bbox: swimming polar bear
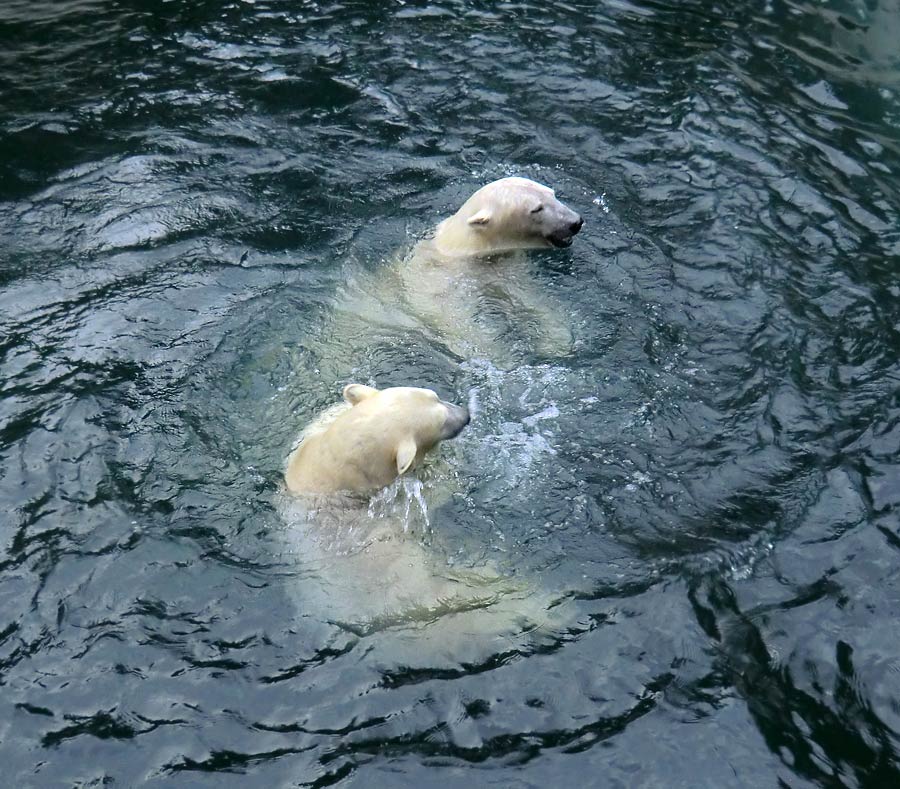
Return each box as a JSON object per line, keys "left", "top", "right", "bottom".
{"left": 328, "top": 176, "right": 584, "bottom": 369}
{"left": 279, "top": 383, "right": 570, "bottom": 656}
{"left": 285, "top": 383, "right": 470, "bottom": 495}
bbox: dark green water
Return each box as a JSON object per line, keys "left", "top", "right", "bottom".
{"left": 2, "top": 0, "right": 899, "bottom": 786}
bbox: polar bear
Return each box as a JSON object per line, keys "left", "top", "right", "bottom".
{"left": 401, "top": 177, "right": 583, "bottom": 360}
{"left": 279, "top": 383, "right": 565, "bottom": 652}
{"left": 429, "top": 176, "right": 583, "bottom": 256}
{"left": 285, "top": 383, "right": 470, "bottom": 495}
{"left": 326, "top": 176, "right": 584, "bottom": 369}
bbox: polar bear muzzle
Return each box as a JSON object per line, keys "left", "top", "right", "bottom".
{"left": 439, "top": 400, "right": 470, "bottom": 440}
{"left": 545, "top": 214, "right": 584, "bottom": 248}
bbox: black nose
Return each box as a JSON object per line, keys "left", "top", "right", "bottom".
{"left": 440, "top": 402, "right": 471, "bottom": 440}
{"left": 571, "top": 216, "right": 584, "bottom": 234}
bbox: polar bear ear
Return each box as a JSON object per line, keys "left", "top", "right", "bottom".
{"left": 343, "top": 383, "right": 377, "bottom": 405}
{"left": 395, "top": 437, "right": 418, "bottom": 476}
{"left": 467, "top": 209, "right": 492, "bottom": 226}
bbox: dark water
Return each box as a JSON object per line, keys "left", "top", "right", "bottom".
{"left": 2, "top": 0, "right": 900, "bottom": 785}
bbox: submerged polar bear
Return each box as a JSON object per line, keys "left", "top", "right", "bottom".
{"left": 332, "top": 176, "right": 584, "bottom": 366}
{"left": 280, "top": 383, "right": 563, "bottom": 651}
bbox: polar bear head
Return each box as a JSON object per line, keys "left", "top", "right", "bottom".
{"left": 285, "top": 384, "right": 470, "bottom": 496}
{"left": 433, "top": 176, "right": 583, "bottom": 256}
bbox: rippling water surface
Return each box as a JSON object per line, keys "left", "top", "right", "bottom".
{"left": 2, "top": 1, "right": 899, "bottom": 785}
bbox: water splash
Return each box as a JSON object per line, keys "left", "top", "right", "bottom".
{"left": 592, "top": 192, "right": 611, "bottom": 213}
{"left": 367, "top": 476, "right": 431, "bottom": 533}
{"left": 456, "top": 359, "right": 572, "bottom": 494}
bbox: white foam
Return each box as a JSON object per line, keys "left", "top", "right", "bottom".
{"left": 592, "top": 192, "right": 611, "bottom": 213}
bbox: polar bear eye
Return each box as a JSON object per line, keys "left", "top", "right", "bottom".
{"left": 530, "top": 204, "right": 544, "bottom": 214}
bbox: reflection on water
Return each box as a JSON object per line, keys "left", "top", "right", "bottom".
{"left": 1, "top": 0, "right": 899, "bottom": 786}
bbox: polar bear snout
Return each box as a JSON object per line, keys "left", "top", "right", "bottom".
{"left": 440, "top": 401, "right": 471, "bottom": 440}
{"left": 546, "top": 217, "right": 582, "bottom": 248}
{"left": 543, "top": 207, "right": 583, "bottom": 249}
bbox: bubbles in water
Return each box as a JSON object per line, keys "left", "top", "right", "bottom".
{"left": 623, "top": 471, "right": 653, "bottom": 493}
{"left": 592, "top": 192, "right": 611, "bottom": 213}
